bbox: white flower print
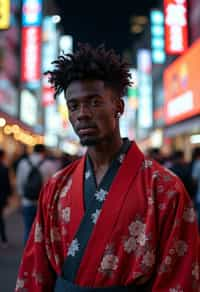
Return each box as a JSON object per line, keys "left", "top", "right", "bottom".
{"left": 16, "top": 278, "right": 25, "bottom": 290}
{"left": 85, "top": 170, "right": 91, "bottom": 179}
{"left": 143, "top": 160, "right": 153, "bottom": 168}
{"left": 91, "top": 209, "right": 101, "bottom": 224}
{"left": 183, "top": 207, "right": 196, "bottom": 223}
{"left": 142, "top": 250, "right": 155, "bottom": 267}
{"left": 34, "top": 222, "right": 43, "bottom": 242}
{"left": 50, "top": 227, "right": 61, "bottom": 242}
{"left": 94, "top": 188, "right": 108, "bottom": 202}
{"left": 124, "top": 237, "right": 137, "bottom": 253}
{"left": 128, "top": 220, "right": 145, "bottom": 237}
{"left": 192, "top": 263, "right": 199, "bottom": 280}
{"left": 175, "top": 240, "right": 188, "bottom": 256}
{"left": 60, "top": 178, "right": 72, "bottom": 198}
{"left": 62, "top": 207, "right": 71, "bottom": 223}
{"left": 118, "top": 154, "right": 125, "bottom": 163}
{"left": 136, "top": 232, "right": 148, "bottom": 246}
{"left": 100, "top": 254, "right": 119, "bottom": 272}
{"left": 169, "top": 285, "right": 183, "bottom": 292}
{"left": 67, "top": 238, "right": 80, "bottom": 256}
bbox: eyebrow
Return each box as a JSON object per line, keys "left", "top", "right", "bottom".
{"left": 67, "top": 94, "right": 102, "bottom": 103}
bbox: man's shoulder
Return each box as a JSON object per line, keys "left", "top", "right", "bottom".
{"left": 142, "top": 156, "right": 181, "bottom": 185}
{"left": 50, "top": 158, "right": 81, "bottom": 182}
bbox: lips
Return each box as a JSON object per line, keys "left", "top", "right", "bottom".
{"left": 78, "top": 127, "right": 96, "bottom": 135}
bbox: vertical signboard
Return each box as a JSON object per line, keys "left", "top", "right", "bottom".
{"left": 137, "top": 50, "right": 153, "bottom": 138}
{"left": 150, "top": 10, "right": 165, "bottom": 64}
{"left": 0, "top": 0, "right": 10, "bottom": 29}
{"left": 21, "top": 0, "right": 42, "bottom": 87}
{"left": 41, "top": 16, "right": 58, "bottom": 106}
{"left": 21, "top": 27, "right": 41, "bottom": 84}
{"left": 164, "top": 0, "right": 188, "bottom": 54}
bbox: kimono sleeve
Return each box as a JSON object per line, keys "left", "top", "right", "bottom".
{"left": 152, "top": 174, "right": 200, "bottom": 291}
{"left": 15, "top": 182, "right": 57, "bottom": 292}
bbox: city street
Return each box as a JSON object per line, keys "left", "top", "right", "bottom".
{"left": 0, "top": 209, "right": 24, "bottom": 292}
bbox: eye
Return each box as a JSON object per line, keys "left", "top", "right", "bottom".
{"left": 68, "top": 102, "right": 78, "bottom": 112}
{"left": 90, "top": 98, "right": 101, "bottom": 107}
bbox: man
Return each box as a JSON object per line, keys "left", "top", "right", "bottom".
{"left": 0, "top": 149, "right": 11, "bottom": 247}
{"left": 15, "top": 44, "right": 199, "bottom": 291}
{"left": 16, "top": 144, "right": 57, "bottom": 243}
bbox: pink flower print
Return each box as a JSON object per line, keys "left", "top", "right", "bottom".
{"left": 142, "top": 250, "right": 155, "bottom": 267}
{"left": 100, "top": 254, "right": 119, "bottom": 272}
{"left": 124, "top": 237, "right": 137, "bottom": 253}
{"left": 128, "top": 220, "right": 145, "bottom": 237}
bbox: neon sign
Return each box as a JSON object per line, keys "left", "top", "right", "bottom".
{"left": 164, "top": 0, "right": 188, "bottom": 54}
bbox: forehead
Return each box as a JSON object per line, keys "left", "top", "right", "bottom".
{"left": 66, "top": 80, "right": 106, "bottom": 100}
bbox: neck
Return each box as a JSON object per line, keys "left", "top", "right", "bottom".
{"left": 87, "top": 136, "right": 123, "bottom": 170}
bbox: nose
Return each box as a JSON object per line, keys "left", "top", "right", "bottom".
{"left": 77, "top": 104, "right": 92, "bottom": 120}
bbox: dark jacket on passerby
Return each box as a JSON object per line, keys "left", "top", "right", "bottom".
{"left": 170, "top": 151, "right": 194, "bottom": 198}
{"left": 0, "top": 161, "right": 11, "bottom": 207}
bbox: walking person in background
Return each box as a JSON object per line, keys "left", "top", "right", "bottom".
{"left": 169, "top": 150, "right": 194, "bottom": 198}
{"left": 16, "top": 144, "right": 57, "bottom": 244}
{"left": 191, "top": 147, "right": 200, "bottom": 229}
{"left": 16, "top": 44, "right": 199, "bottom": 291}
{"left": 0, "top": 149, "right": 11, "bottom": 248}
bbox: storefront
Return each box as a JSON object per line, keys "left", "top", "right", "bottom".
{"left": 0, "top": 110, "right": 44, "bottom": 164}
{"left": 163, "top": 38, "right": 200, "bottom": 160}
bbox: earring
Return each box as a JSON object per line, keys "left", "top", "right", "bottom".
{"left": 116, "top": 112, "right": 121, "bottom": 118}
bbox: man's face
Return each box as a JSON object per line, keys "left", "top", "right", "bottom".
{"left": 66, "top": 80, "right": 123, "bottom": 146}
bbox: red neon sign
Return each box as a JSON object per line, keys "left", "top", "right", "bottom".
{"left": 21, "top": 26, "right": 41, "bottom": 83}
{"left": 164, "top": 38, "right": 200, "bottom": 125}
{"left": 164, "top": 0, "right": 188, "bottom": 55}
{"left": 42, "top": 74, "right": 55, "bottom": 107}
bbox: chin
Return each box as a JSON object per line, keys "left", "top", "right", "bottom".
{"left": 80, "top": 136, "right": 99, "bottom": 146}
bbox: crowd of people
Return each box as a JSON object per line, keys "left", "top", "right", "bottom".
{"left": 1, "top": 143, "right": 200, "bottom": 249}
{"left": 147, "top": 147, "right": 200, "bottom": 227}
{"left": 0, "top": 145, "right": 76, "bottom": 247}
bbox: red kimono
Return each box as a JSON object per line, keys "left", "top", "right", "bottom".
{"left": 15, "top": 142, "right": 200, "bottom": 291}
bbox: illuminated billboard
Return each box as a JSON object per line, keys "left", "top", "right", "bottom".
{"left": 164, "top": 0, "right": 188, "bottom": 54}
{"left": 164, "top": 38, "right": 200, "bottom": 125}
{"left": 21, "top": 26, "right": 41, "bottom": 84}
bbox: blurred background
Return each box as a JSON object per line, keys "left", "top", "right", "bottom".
{"left": 0, "top": 0, "right": 200, "bottom": 291}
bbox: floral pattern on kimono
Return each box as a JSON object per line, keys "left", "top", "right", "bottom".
{"left": 15, "top": 149, "right": 200, "bottom": 291}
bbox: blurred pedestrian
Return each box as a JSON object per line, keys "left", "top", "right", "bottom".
{"left": 59, "top": 152, "right": 73, "bottom": 169}
{"left": 0, "top": 149, "right": 11, "bottom": 247}
{"left": 191, "top": 147, "right": 200, "bottom": 228}
{"left": 16, "top": 144, "right": 57, "bottom": 243}
{"left": 12, "top": 145, "right": 28, "bottom": 175}
{"left": 170, "top": 150, "right": 194, "bottom": 198}
{"left": 147, "top": 147, "right": 164, "bottom": 164}
{"left": 16, "top": 44, "right": 199, "bottom": 291}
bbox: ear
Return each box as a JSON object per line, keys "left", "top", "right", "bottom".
{"left": 116, "top": 98, "right": 124, "bottom": 116}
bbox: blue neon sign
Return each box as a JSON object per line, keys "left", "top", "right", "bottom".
{"left": 22, "top": 0, "right": 42, "bottom": 27}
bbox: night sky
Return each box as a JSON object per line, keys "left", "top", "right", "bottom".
{"left": 56, "top": 0, "right": 160, "bottom": 55}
